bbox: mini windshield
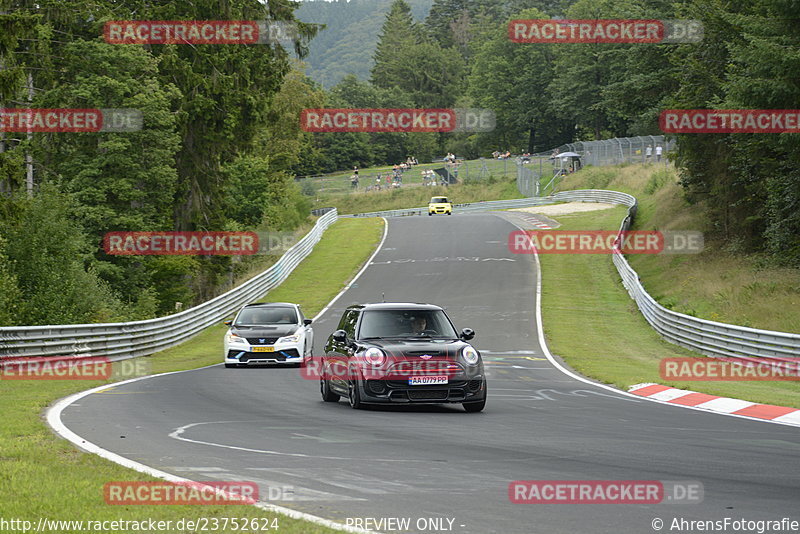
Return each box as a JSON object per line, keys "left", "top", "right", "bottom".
{"left": 431, "top": 197, "right": 449, "bottom": 203}
{"left": 235, "top": 307, "right": 297, "bottom": 325}
{"left": 358, "top": 309, "right": 458, "bottom": 339}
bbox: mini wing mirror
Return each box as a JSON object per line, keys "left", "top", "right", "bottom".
{"left": 304, "top": 319, "right": 313, "bottom": 326}
{"left": 224, "top": 320, "right": 233, "bottom": 327}
{"left": 460, "top": 328, "right": 475, "bottom": 341}
{"left": 332, "top": 329, "right": 348, "bottom": 343}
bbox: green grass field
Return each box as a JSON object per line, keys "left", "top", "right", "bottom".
{"left": 559, "top": 164, "right": 800, "bottom": 333}
{"left": 314, "top": 175, "right": 522, "bottom": 215}
{"left": 298, "top": 156, "right": 542, "bottom": 196}
{"left": 0, "top": 217, "right": 384, "bottom": 534}
{"left": 539, "top": 172, "right": 800, "bottom": 408}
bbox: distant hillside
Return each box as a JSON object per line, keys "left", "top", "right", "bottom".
{"left": 296, "top": 0, "right": 434, "bottom": 88}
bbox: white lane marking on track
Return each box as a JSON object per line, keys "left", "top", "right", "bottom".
{"left": 775, "top": 411, "right": 800, "bottom": 424}
{"left": 242, "top": 476, "right": 365, "bottom": 502}
{"left": 246, "top": 468, "right": 415, "bottom": 494}
{"left": 649, "top": 389, "right": 695, "bottom": 402}
{"left": 504, "top": 214, "right": 800, "bottom": 428}
{"left": 313, "top": 219, "right": 388, "bottom": 322}
{"left": 46, "top": 366, "right": 378, "bottom": 532}
{"left": 47, "top": 217, "right": 393, "bottom": 534}
{"left": 167, "top": 421, "right": 430, "bottom": 462}
{"left": 170, "top": 467, "right": 228, "bottom": 472}
{"left": 693, "top": 398, "right": 755, "bottom": 413}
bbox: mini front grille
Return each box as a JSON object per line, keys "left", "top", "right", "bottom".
{"left": 367, "top": 380, "right": 386, "bottom": 394}
{"left": 408, "top": 389, "right": 448, "bottom": 400}
{"left": 387, "top": 380, "right": 467, "bottom": 388}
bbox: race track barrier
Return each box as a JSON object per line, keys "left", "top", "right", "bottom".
{"left": 347, "top": 190, "right": 800, "bottom": 362}
{"left": 0, "top": 210, "right": 339, "bottom": 364}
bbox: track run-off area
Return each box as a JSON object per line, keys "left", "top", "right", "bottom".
{"left": 57, "top": 213, "right": 800, "bottom": 534}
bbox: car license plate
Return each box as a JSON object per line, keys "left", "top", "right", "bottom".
{"left": 408, "top": 375, "right": 448, "bottom": 386}
{"left": 252, "top": 346, "right": 274, "bottom": 352}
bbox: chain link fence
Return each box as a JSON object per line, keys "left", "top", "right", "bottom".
{"left": 294, "top": 157, "right": 521, "bottom": 196}
{"left": 518, "top": 135, "right": 677, "bottom": 197}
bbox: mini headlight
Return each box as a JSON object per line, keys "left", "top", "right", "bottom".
{"left": 364, "top": 347, "right": 386, "bottom": 366}
{"left": 277, "top": 334, "right": 300, "bottom": 344}
{"left": 462, "top": 345, "right": 479, "bottom": 365}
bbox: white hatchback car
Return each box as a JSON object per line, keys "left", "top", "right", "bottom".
{"left": 223, "top": 302, "right": 313, "bottom": 367}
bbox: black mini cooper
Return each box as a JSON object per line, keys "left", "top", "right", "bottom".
{"left": 319, "top": 303, "right": 486, "bottom": 412}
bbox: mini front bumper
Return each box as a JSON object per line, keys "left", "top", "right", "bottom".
{"left": 354, "top": 376, "right": 486, "bottom": 404}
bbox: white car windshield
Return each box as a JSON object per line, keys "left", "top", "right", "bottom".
{"left": 236, "top": 307, "right": 297, "bottom": 325}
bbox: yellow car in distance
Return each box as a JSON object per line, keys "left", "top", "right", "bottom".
{"left": 428, "top": 196, "right": 452, "bottom": 216}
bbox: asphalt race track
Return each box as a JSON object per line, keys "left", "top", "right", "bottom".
{"left": 60, "top": 214, "right": 800, "bottom": 534}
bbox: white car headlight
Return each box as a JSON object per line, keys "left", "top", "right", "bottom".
{"left": 462, "top": 345, "right": 479, "bottom": 365}
{"left": 277, "top": 334, "right": 300, "bottom": 344}
{"left": 364, "top": 347, "right": 386, "bottom": 366}
{"left": 227, "top": 332, "right": 246, "bottom": 343}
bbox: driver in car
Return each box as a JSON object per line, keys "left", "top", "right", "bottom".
{"left": 410, "top": 316, "right": 427, "bottom": 334}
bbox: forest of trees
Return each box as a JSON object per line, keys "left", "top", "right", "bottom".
{"left": 0, "top": 0, "right": 320, "bottom": 325}
{"left": 296, "top": 0, "right": 800, "bottom": 266}
{"left": 0, "top": 0, "right": 797, "bottom": 326}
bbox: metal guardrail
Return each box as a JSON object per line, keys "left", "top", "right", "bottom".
{"left": 347, "top": 188, "right": 800, "bottom": 361}
{"left": 344, "top": 197, "right": 561, "bottom": 218}
{"left": 4, "top": 186, "right": 798, "bottom": 365}
{"left": 0, "top": 210, "right": 339, "bottom": 363}
{"left": 552, "top": 190, "right": 800, "bottom": 363}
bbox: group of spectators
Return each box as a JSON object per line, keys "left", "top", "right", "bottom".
{"left": 421, "top": 169, "right": 448, "bottom": 187}
{"left": 350, "top": 157, "right": 421, "bottom": 192}
{"left": 492, "top": 150, "right": 512, "bottom": 159}
{"left": 645, "top": 144, "right": 663, "bottom": 163}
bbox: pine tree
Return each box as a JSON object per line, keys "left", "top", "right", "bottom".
{"left": 371, "top": 0, "right": 422, "bottom": 89}
{"left": 425, "top": 0, "right": 469, "bottom": 49}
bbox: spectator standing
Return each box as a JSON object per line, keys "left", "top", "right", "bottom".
{"left": 655, "top": 144, "right": 663, "bottom": 162}
{"left": 645, "top": 145, "right": 653, "bottom": 163}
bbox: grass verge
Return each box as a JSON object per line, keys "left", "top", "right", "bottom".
{"left": 300, "top": 157, "right": 529, "bottom": 196}
{"left": 0, "top": 217, "right": 384, "bottom": 533}
{"left": 539, "top": 207, "right": 800, "bottom": 409}
{"left": 314, "top": 175, "right": 522, "bottom": 215}
{"left": 559, "top": 164, "right": 800, "bottom": 333}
